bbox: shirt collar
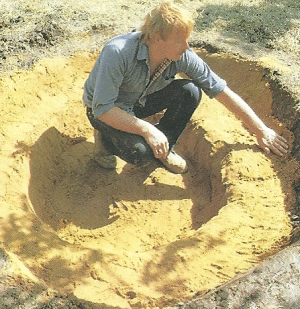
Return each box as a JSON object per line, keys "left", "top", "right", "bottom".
{"left": 137, "top": 37, "right": 149, "bottom": 61}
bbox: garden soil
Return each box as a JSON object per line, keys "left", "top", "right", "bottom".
{"left": 1, "top": 0, "right": 300, "bottom": 308}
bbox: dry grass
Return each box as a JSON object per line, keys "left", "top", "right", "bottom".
{"left": 1, "top": 0, "right": 299, "bottom": 66}
{"left": 195, "top": 0, "right": 300, "bottom": 53}
{"left": 0, "top": 0, "right": 299, "bottom": 97}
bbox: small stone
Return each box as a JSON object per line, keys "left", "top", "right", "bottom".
{"left": 126, "top": 290, "right": 137, "bottom": 299}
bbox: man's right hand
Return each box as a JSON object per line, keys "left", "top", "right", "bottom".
{"left": 143, "top": 125, "right": 169, "bottom": 159}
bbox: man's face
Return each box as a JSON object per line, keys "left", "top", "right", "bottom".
{"left": 160, "top": 29, "right": 190, "bottom": 61}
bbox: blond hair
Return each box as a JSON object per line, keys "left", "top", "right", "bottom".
{"left": 140, "top": 2, "right": 194, "bottom": 43}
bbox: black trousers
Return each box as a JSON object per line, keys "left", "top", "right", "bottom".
{"left": 87, "top": 79, "right": 202, "bottom": 166}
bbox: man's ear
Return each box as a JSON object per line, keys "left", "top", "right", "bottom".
{"left": 148, "top": 33, "right": 161, "bottom": 45}
{"left": 153, "top": 33, "right": 162, "bottom": 42}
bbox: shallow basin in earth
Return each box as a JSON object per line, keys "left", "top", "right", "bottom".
{"left": 0, "top": 50, "right": 298, "bottom": 308}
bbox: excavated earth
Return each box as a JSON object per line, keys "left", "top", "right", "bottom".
{"left": 1, "top": 1, "right": 300, "bottom": 308}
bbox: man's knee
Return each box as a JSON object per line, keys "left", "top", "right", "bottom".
{"left": 128, "top": 141, "right": 154, "bottom": 167}
{"left": 181, "top": 80, "right": 202, "bottom": 108}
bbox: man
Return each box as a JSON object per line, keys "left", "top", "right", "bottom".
{"left": 83, "top": 2, "right": 288, "bottom": 174}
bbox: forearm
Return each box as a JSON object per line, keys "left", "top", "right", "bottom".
{"left": 216, "top": 86, "right": 288, "bottom": 156}
{"left": 216, "top": 86, "right": 267, "bottom": 136}
{"left": 98, "top": 106, "right": 154, "bottom": 137}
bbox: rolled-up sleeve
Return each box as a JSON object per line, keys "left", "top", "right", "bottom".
{"left": 83, "top": 45, "right": 125, "bottom": 118}
{"left": 179, "top": 49, "right": 227, "bottom": 99}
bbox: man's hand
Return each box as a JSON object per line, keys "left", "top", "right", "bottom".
{"left": 256, "top": 127, "right": 289, "bottom": 156}
{"left": 142, "top": 125, "right": 169, "bottom": 159}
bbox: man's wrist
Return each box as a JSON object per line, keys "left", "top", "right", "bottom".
{"left": 136, "top": 119, "right": 155, "bottom": 137}
{"left": 251, "top": 123, "right": 269, "bottom": 138}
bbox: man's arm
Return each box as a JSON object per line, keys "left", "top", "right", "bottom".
{"left": 216, "top": 86, "right": 289, "bottom": 156}
{"left": 98, "top": 107, "right": 169, "bottom": 159}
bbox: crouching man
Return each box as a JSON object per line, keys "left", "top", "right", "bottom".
{"left": 83, "top": 2, "right": 288, "bottom": 174}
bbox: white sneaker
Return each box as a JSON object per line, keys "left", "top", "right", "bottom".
{"left": 159, "top": 151, "right": 188, "bottom": 174}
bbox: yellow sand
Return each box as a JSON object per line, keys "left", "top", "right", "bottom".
{"left": 0, "top": 50, "right": 298, "bottom": 308}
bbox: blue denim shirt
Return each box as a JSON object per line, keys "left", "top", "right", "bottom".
{"left": 83, "top": 31, "right": 227, "bottom": 118}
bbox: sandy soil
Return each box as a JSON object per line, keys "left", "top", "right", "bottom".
{"left": 1, "top": 0, "right": 300, "bottom": 308}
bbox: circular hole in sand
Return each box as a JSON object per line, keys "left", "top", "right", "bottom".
{"left": 1, "top": 50, "right": 298, "bottom": 308}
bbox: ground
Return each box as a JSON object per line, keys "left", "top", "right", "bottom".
{"left": 1, "top": 0, "right": 300, "bottom": 308}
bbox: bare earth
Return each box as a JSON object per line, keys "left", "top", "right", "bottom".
{"left": 1, "top": 0, "right": 300, "bottom": 308}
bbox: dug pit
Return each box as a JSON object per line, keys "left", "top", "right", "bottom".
{"left": 0, "top": 50, "right": 299, "bottom": 308}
